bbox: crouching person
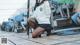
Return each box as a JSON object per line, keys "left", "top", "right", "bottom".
{"left": 28, "top": 18, "right": 45, "bottom": 38}
{"left": 28, "top": 0, "right": 53, "bottom": 38}
{"left": 28, "top": 17, "right": 52, "bottom": 38}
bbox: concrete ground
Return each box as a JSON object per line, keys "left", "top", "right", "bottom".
{"left": 0, "top": 30, "right": 80, "bottom": 45}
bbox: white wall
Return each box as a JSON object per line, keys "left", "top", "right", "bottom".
{"left": 0, "top": 0, "right": 27, "bottom": 24}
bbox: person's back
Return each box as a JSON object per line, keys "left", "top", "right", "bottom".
{"left": 31, "top": 0, "right": 51, "bottom": 24}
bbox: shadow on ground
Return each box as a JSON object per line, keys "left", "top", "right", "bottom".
{"left": 52, "top": 30, "right": 80, "bottom": 36}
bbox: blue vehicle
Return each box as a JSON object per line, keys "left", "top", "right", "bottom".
{"left": 1, "top": 13, "right": 27, "bottom": 33}
{"left": 1, "top": 21, "right": 14, "bottom": 32}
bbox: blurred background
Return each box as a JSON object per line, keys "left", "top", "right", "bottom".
{"left": 0, "top": 0, "right": 27, "bottom": 24}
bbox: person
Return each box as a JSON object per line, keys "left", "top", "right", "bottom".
{"left": 71, "top": 0, "right": 80, "bottom": 25}
{"left": 71, "top": 12, "right": 80, "bottom": 25}
{"left": 28, "top": 0, "right": 53, "bottom": 38}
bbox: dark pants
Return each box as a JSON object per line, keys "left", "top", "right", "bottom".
{"left": 38, "top": 24, "right": 53, "bottom": 36}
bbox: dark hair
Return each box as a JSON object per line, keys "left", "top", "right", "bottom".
{"left": 34, "top": 0, "right": 45, "bottom": 10}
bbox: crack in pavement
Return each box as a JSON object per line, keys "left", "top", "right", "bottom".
{"left": 8, "top": 39, "right": 17, "bottom": 45}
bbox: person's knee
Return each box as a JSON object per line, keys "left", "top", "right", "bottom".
{"left": 32, "top": 27, "right": 45, "bottom": 38}
{"left": 32, "top": 32, "right": 37, "bottom": 38}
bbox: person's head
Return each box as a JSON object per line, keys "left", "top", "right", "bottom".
{"left": 28, "top": 17, "right": 38, "bottom": 29}
{"left": 37, "top": 0, "right": 46, "bottom": 3}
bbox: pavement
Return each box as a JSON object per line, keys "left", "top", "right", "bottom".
{"left": 0, "top": 30, "right": 80, "bottom": 45}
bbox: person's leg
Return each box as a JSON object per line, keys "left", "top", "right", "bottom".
{"left": 44, "top": 24, "right": 53, "bottom": 36}
{"left": 32, "top": 27, "right": 45, "bottom": 38}
{"left": 38, "top": 24, "right": 53, "bottom": 36}
{"left": 71, "top": 12, "right": 79, "bottom": 25}
{"left": 46, "top": 29, "right": 51, "bottom": 36}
